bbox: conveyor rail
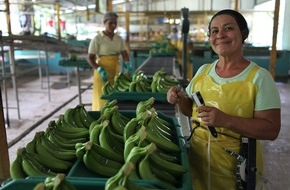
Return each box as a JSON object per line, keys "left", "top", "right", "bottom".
{"left": 137, "top": 56, "right": 175, "bottom": 76}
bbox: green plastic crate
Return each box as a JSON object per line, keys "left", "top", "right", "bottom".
{"left": 66, "top": 111, "right": 192, "bottom": 190}
{"left": 0, "top": 177, "right": 106, "bottom": 190}
{"left": 0, "top": 177, "right": 173, "bottom": 190}
{"left": 59, "top": 60, "right": 90, "bottom": 68}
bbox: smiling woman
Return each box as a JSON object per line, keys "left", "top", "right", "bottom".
{"left": 167, "top": 9, "right": 281, "bottom": 190}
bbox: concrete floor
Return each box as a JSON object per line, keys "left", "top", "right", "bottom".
{"left": 2, "top": 71, "right": 290, "bottom": 190}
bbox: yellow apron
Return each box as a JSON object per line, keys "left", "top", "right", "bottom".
{"left": 92, "top": 55, "right": 119, "bottom": 111}
{"left": 189, "top": 64, "right": 263, "bottom": 190}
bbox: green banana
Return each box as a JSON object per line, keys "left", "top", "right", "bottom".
{"left": 111, "top": 109, "right": 126, "bottom": 136}
{"left": 39, "top": 133, "right": 76, "bottom": 161}
{"left": 151, "top": 80, "right": 158, "bottom": 93}
{"left": 34, "top": 137, "right": 73, "bottom": 172}
{"left": 129, "top": 81, "right": 137, "bottom": 92}
{"left": 89, "top": 119, "right": 102, "bottom": 133}
{"left": 78, "top": 104, "right": 95, "bottom": 128}
{"left": 86, "top": 143, "right": 123, "bottom": 170}
{"left": 102, "top": 81, "right": 111, "bottom": 95}
{"left": 163, "top": 75, "right": 179, "bottom": 85}
{"left": 125, "top": 142, "right": 157, "bottom": 165}
{"left": 154, "top": 150, "right": 179, "bottom": 164}
{"left": 135, "top": 82, "right": 143, "bottom": 92}
{"left": 146, "top": 128, "right": 180, "bottom": 153}
{"left": 89, "top": 141, "right": 124, "bottom": 163}
{"left": 107, "top": 124, "right": 125, "bottom": 143}
{"left": 103, "top": 106, "right": 118, "bottom": 121}
{"left": 123, "top": 117, "right": 142, "bottom": 142}
{"left": 45, "top": 129, "right": 85, "bottom": 150}
{"left": 10, "top": 148, "right": 27, "bottom": 179}
{"left": 63, "top": 107, "right": 78, "bottom": 127}
{"left": 149, "top": 112, "right": 173, "bottom": 135}
{"left": 73, "top": 105, "right": 88, "bottom": 128}
{"left": 43, "top": 173, "right": 77, "bottom": 190}
{"left": 138, "top": 154, "right": 159, "bottom": 181}
{"left": 25, "top": 133, "right": 37, "bottom": 153}
{"left": 116, "top": 78, "right": 129, "bottom": 92}
{"left": 49, "top": 121, "right": 89, "bottom": 140}
{"left": 149, "top": 152, "right": 187, "bottom": 177}
{"left": 105, "top": 162, "right": 135, "bottom": 190}
{"left": 98, "top": 122, "right": 114, "bottom": 151}
{"left": 146, "top": 119, "right": 172, "bottom": 142}
{"left": 53, "top": 119, "right": 89, "bottom": 135}
{"left": 83, "top": 149, "right": 119, "bottom": 177}
{"left": 21, "top": 148, "right": 56, "bottom": 177}
{"left": 124, "top": 126, "right": 147, "bottom": 161}
{"left": 75, "top": 143, "right": 86, "bottom": 160}
{"left": 109, "top": 133, "right": 125, "bottom": 155}
{"left": 150, "top": 163, "right": 179, "bottom": 187}
{"left": 101, "top": 99, "right": 118, "bottom": 115}
{"left": 156, "top": 82, "right": 170, "bottom": 93}
{"left": 89, "top": 121, "right": 106, "bottom": 144}
{"left": 136, "top": 97, "right": 155, "bottom": 117}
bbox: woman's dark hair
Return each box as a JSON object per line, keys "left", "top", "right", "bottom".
{"left": 103, "top": 12, "right": 118, "bottom": 23}
{"left": 207, "top": 9, "right": 249, "bottom": 43}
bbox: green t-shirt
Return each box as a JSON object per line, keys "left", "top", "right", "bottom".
{"left": 186, "top": 60, "right": 281, "bottom": 111}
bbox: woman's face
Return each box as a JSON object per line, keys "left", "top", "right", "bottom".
{"left": 208, "top": 14, "right": 243, "bottom": 56}
{"left": 104, "top": 17, "right": 118, "bottom": 33}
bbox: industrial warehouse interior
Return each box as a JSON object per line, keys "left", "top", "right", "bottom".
{"left": 0, "top": 0, "right": 290, "bottom": 190}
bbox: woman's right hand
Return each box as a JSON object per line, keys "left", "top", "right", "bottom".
{"left": 167, "top": 87, "right": 182, "bottom": 105}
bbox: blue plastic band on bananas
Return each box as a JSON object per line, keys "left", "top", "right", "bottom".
{"left": 97, "top": 67, "right": 108, "bottom": 82}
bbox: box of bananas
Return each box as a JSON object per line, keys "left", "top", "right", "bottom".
{"left": 5, "top": 99, "right": 191, "bottom": 190}
{"left": 68, "top": 99, "right": 192, "bottom": 190}
{"left": 0, "top": 173, "right": 107, "bottom": 190}
{"left": 101, "top": 70, "right": 180, "bottom": 103}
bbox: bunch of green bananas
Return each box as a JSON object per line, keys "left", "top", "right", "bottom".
{"left": 10, "top": 147, "right": 56, "bottom": 179}
{"left": 74, "top": 105, "right": 134, "bottom": 177}
{"left": 129, "top": 71, "right": 152, "bottom": 93}
{"left": 102, "top": 70, "right": 179, "bottom": 95}
{"left": 33, "top": 173, "right": 77, "bottom": 190}
{"left": 9, "top": 129, "right": 79, "bottom": 179}
{"left": 76, "top": 141, "right": 124, "bottom": 177}
{"left": 62, "top": 104, "right": 95, "bottom": 129}
{"left": 104, "top": 162, "right": 134, "bottom": 190}
{"left": 113, "top": 73, "right": 132, "bottom": 92}
{"left": 9, "top": 105, "right": 95, "bottom": 179}
{"left": 151, "top": 70, "right": 179, "bottom": 93}
{"left": 136, "top": 97, "right": 155, "bottom": 118}
{"left": 102, "top": 81, "right": 115, "bottom": 95}
{"left": 105, "top": 146, "right": 167, "bottom": 190}
{"left": 122, "top": 107, "right": 187, "bottom": 188}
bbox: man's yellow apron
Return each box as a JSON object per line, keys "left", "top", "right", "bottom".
{"left": 92, "top": 55, "right": 119, "bottom": 111}
{"left": 189, "top": 64, "right": 263, "bottom": 190}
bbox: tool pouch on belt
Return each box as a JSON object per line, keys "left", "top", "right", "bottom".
{"left": 237, "top": 137, "right": 248, "bottom": 190}
{"left": 97, "top": 67, "right": 108, "bottom": 82}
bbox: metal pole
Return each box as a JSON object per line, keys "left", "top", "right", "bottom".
{"left": 0, "top": 86, "right": 10, "bottom": 182}
{"left": 0, "top": 31, "right": 10, "bottom": 127}
{"left": 44, "top": 35, "right": 51, "bottom": 102}
{"left": 269, "top": 0, "right": 280, "bottom": 79}
{"left": 182, "top": 33, "right": 187, "bottom": 80}
{"left": 181, "top": 8, "right": 189, "bottom": 81}
{"left": 247, "top": 138, "right": 257, "bottom": 190}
